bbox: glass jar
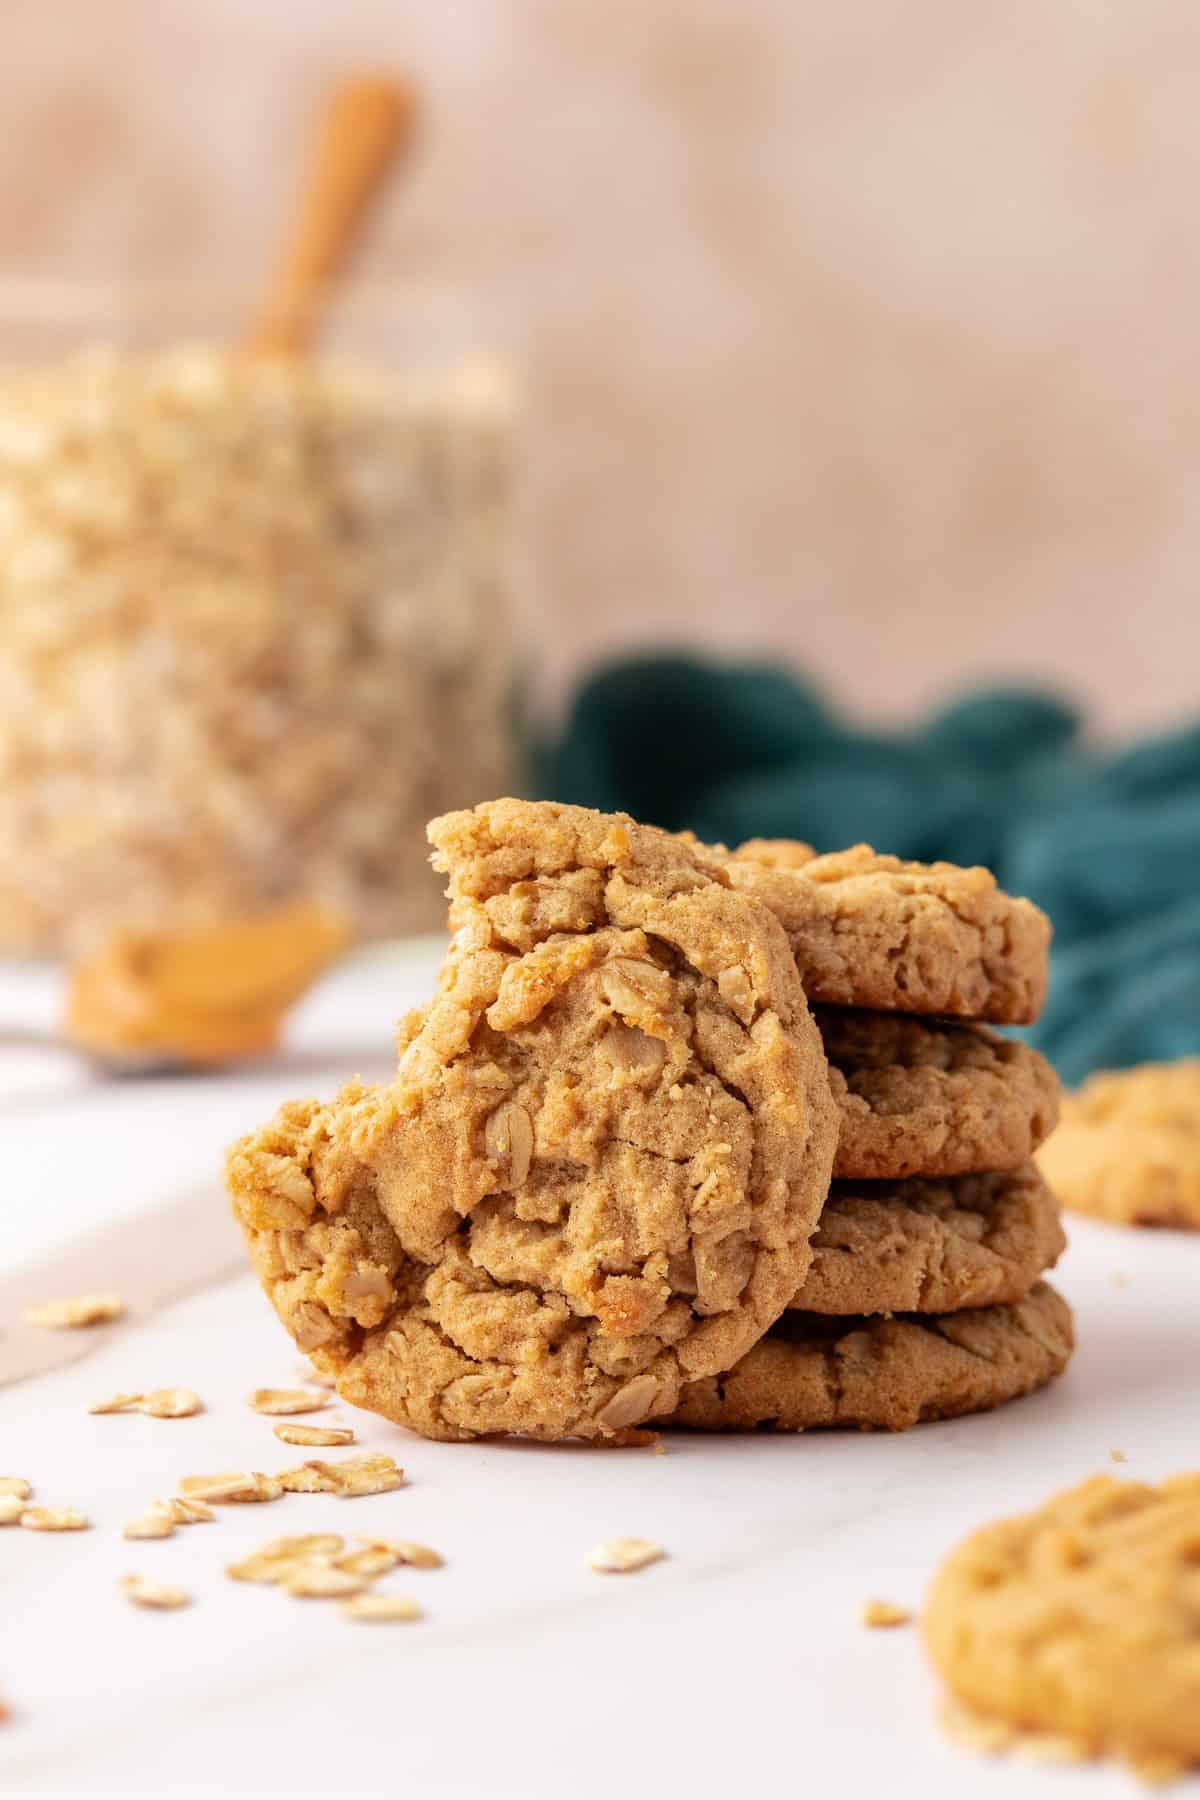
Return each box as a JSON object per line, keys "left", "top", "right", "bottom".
{"left": 0, "top": 280, "right": 518, "bottom": 954}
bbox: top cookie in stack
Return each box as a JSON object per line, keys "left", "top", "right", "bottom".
{"left": 667, "top": 840, "right": 1072, "bottom": 1433}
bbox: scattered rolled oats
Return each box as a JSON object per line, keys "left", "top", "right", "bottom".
{"left": 859, "top": 1599, "right": 913, "bottom": 1629}
{"left": 89, "top": 1392, "right": 143, "bottom": 1415}
{"left": 272, "top": 1422, "right": 355, "bottom": 1448}
{"left": 119, "top": 1574, "right": 191, "bottom": 1611}
{"left": 278, "top": 1454, "right": 403, "bottom": 1498}
{"left": 334, "top": 1546, "right": 399, "bottom": 1579}
{"left": 284, "top": 1563, "right": 366, "bottom": 1599}
{"left": 139, "top": 1388, "right": 202, "bottom": 1419}
{"left": 226, "top": 1534, "right": 346, "bottom": 1586}
{"left": 585, "top": 1537, "right": 665, "bottom": 1574}
{"left": 249, "top": 1388, "right": 329, "bottom": 1416}
{"left": 23, "top": 1293, "right": 124, "bottom": 1329}
{"left": 157, "top": 1496, "right": 215, "bottom": 1525}
{"left": 355, "top": 1535, "right": 443, "bottom": 1570}
{"left": 340, "top": 1593, "right": 422, "bottom": 1623}
{"left": 178, "top": 1471, "right": 282, "bottom": 1504}
{"left": 0, "top": 1496, "right": 23, "bottom": 1526}
{"left": 123, "top": 1512, "right": 176, "bottom": 1541}
{"left": 20, "top": 1506, "right": 90, "bottom": 1532}
{"left": 0, "top": 1478, "right": 32, "bottom": 1500}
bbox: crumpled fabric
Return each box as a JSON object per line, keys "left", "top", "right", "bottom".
{"left": 539, "top": 654, "right": 1200, "bottom": 1084}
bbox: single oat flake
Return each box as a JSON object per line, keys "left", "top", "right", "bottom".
{"left": 341, "top": 1593, "right": 422, "bottom": 1623}
{"left": 20, "top": 1506, "right": 90, "bottom": 1532}
{"left": 140, "top": 1388, "right": 202, "bottom": 1419}
{"left": 178, "top": 1471, "right": 282, "bottom": 1504}
{"left": 119, "top": 1574, "right": 191, "bottom": 1610}
{"left": 285, "top": 1564, "right": 366, "bottom": 1599}
{"left": 226, "top": 1534, "right": 345, "bottom": 1586}
{"left": 23, "top": 1293, "right": 124, "bottom": 1330}
{"left": 272, "top": 1422, "right": 355, "bottom": 1448}
{"left": 248, "top": 1388, "right": 329, "bottom": 1416}
{"left": 0, "top": 1478, "right": 32, "bottom": 1500}
{"left": 0, "top": 1496, "right": 23, "bottom": 1526}
{"left": 859, "top": 1599, "right": 913, "bottom": 1629}
{"left": 355, "top": 1535, "right": 443, "bottom": 1570}
{"left": 123, "top": 1512, "right": 176, "bottom": 1540}
{"left": 585, "top": 1537, "right": 665, "bottom": 1574}
{"left": 278, "top": 1454, "right": 403, "bottom": 1498}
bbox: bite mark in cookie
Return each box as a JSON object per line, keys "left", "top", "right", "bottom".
{"left": 227, "top": 800, "right": 839, "bottom": 1442}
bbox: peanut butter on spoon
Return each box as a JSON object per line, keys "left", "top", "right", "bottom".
{"left": 64, "top": 903, "right": 351, "bottom": 1070}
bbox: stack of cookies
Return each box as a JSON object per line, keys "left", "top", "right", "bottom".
{"left": 668, "top": 841, "right": 1074, "bottom": 1430}
{"left": 227, "top": 801, "right": 1073, "bottom": 1445}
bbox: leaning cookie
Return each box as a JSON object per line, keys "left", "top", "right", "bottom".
{"left": 662, "top": 1282, "right": 1073, "bottom": 1432}
{"left": 716, "top": 840, "right": 1050, "bottom": 1024}
{"left": 820, "top": 1009, "right": 1059, "bottom": 1180}
{"left": 924, "top": 1472, "right": 1200, "bottom": 1778}
{"left": 227, "top": 799, "right": 839, "bottom": 1443}
{"left": 1038, "top": 1059, "right": 1200, "bottom": 1229}
{"left": 790, "top": 1166, "right": 1065, "bottom": 1316}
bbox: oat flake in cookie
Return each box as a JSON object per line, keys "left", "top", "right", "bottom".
{"left": 227, "top": 800, "right": 840, "bottom": 1442}
{"left": 719, "top": 841, "right": 1051, "bottom": 1024}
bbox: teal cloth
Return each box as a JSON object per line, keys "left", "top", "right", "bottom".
{"left": 539, "top": 655, "right": 1200, "bottom": 1084}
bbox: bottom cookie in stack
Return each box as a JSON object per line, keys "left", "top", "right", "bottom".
{"left": 661, "top": 1166, "right": 1073, "bottom": 1433}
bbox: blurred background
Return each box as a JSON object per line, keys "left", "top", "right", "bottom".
{"left": 3, "top": 0, "right": 1200, "bottom": 1078}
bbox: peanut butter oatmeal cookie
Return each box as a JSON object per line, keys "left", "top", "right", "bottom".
{"left": 1037, "top": 1060, "right": 1200, "bottom": 1229}
{"left": 718, "top": 840, "right": 1050, "bottom": 1023}
{"left": 791, "top": 1165, "right": 1065, "bottom": 1315}
{"left": 820, "top": 1010, "right": 1059, "bottom": 1180}
{"left": 663, "top": 1281, "right": 1072, "bottom": 1432}
{"left": 227, "top": 800, "right": 839, "bottom": 1442}
{"left": 923, "top": 1472, "right": 1200, "bottom": 1776}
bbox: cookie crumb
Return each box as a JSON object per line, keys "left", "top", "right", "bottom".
{"left": 20, "top": 1506, "right": 89, "bottom": 1532}
{"left": 1110, "top": 1448, "right": 1128, "bottom": 1464}
{"left": 119, "top": 1574, "right": 191, "bottom": 1610}
{"left": 248, "top": 1388, "right": 329, "bottom": 1416}
{"left": 340, "top": 1593, "right": 422, "bottom": 1623}
{"left": 272, "top": 1422, "right": 355, "bottom": 1448}
{"left": 585, "top": 1537, "right": 665, "bottom": 1574}
{"left": 23, "top": 1293, "right": 124, "bottom": 1329}
{"left": 859, "top": 1598, "right": 912, "bottom": 1629}
{"left": 1112, "top": 1272, "right": 1131, "bottom": 1289}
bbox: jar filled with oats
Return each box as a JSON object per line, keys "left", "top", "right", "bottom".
{"left": 0, "top": 284, "right": 517, "bottom": 953}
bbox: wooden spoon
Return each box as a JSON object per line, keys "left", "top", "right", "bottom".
{"left": 243, "top": 71, "right": 420, "bottom": 357}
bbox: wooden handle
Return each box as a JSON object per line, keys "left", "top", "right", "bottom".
{"left": 243, "top": 74, "right": 419, "bottom": 357}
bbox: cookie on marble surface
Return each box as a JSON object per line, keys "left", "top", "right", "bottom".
{"left": 719, "top": 840, "right": 1050, "bottom": 1023}
{"left": 819, "top": 1009, "right": 1059, "bottom": 1180}
{"left": 663, "top": 1281, "right": 1072, "bottom": 1432}
{"left": 228, "top": 799, "right": 839, "bottom": 1443}
{"left": 923, "top": 1472, "right": 1200, "bottom": 1777}
{"left": 1038, "top": 1059, "right": 1200, "bottom": 1229}
{"left": 790, "top": 1165, "right": 1065, "bottom": 1316}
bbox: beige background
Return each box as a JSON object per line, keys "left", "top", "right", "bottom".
{"left": 3, "top": 0, "right": 1199, "bottom": 734}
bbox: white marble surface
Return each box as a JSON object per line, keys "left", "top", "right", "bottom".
{"left": 2, "top": 947, "right": 1198, "bottom": 1798}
